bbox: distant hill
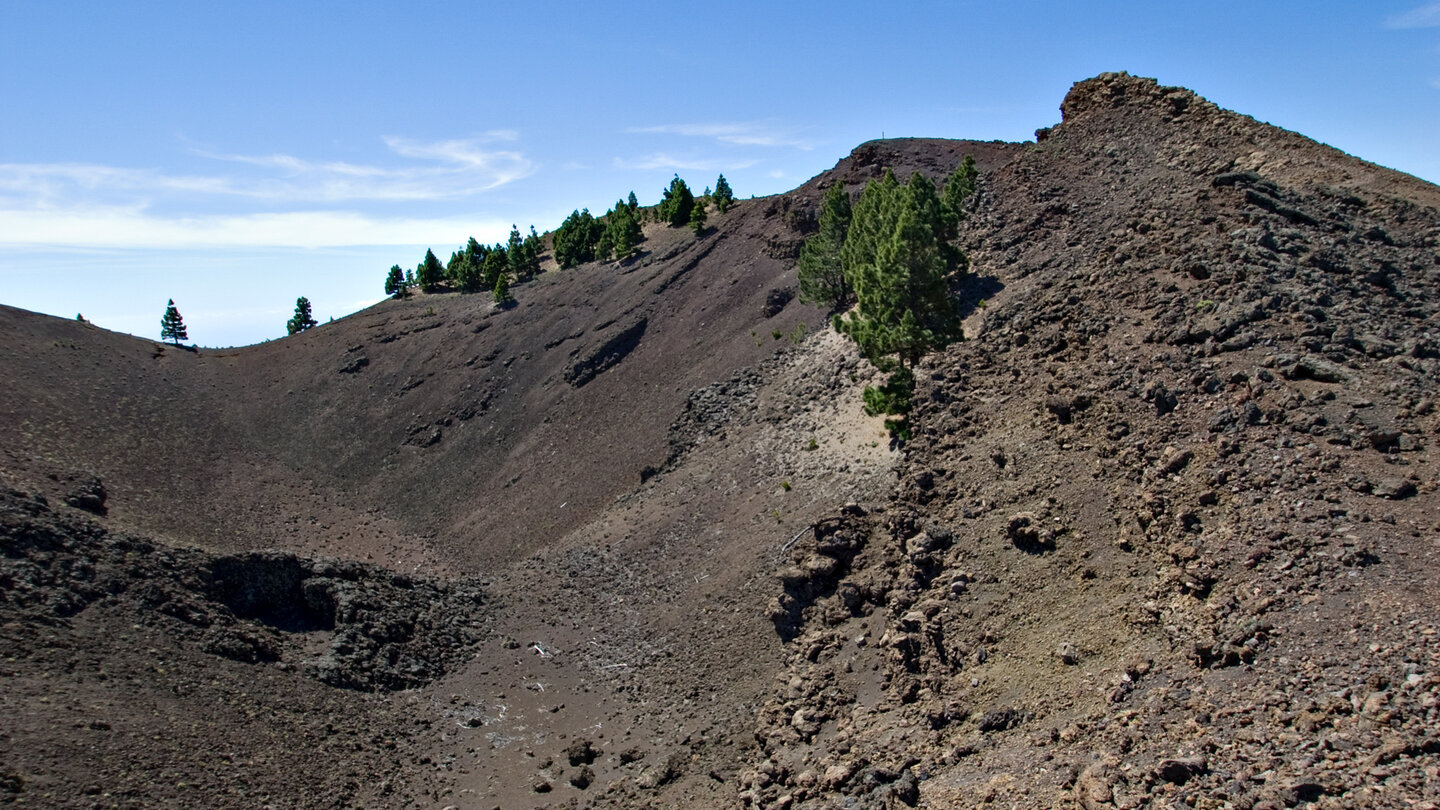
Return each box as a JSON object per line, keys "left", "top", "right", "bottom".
{"left": 1, "top": 73, "right": 1436, "bottom": 809}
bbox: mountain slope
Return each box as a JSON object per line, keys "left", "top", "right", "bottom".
{"left": 1, "top": 73, "right": 1438, "bottom": 809}
{"left": 745, "top": 72, "right": 1440, "bottom": 809}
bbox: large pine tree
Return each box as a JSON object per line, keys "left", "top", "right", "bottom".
{"left": 835, "top": 171, "right": 964, "bottom": 439}
{"left": 797, "top": 181, "right": 853, "bottom": 311}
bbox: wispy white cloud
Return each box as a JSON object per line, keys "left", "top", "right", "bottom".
{"left": 612, "top": 153, "right": 759, "bottom": 172}
{"left": 628, "top": 122, "right": 813, "bottom": 150}
{"left": 1386, "top": 2, "right": 1440, "bottom": 28}
{"left": 0, "top": 206, "right": 510, "bottom": 249}
{"left": 0, "top": 135, "right": 534, "bottom": 207}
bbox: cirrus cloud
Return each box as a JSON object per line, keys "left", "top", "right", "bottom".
{"left": 0, "top": 133, "right": 534, "bottom": 208}
{"left": 627, "top": 121, "right": 813, "bottom": 150}
{"left": 1386, "top": 2, "right": 1440, "bottom": 28}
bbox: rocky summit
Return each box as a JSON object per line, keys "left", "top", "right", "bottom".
{"left": 1, "top": 73, "right": 1437, "bottom": 809}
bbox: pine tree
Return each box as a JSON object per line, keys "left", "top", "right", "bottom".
{"left": 287, "top": 296, "right": 318, "bottom": 335}
{"left": 482, "top": 247, "right": 508, "bottom": 290}
{"left": 940, "top": 154, "right": 978, "bottom": 234}
{"left": 384, "top": 264, "right": 408, "bottom": 298}
{"left": 713, "top": 174, "right": 734, "bottom": 213}
{"left": 160, "top": 299, "right": 188, "bottom": 345}
{"left": 493, "top": 269, "right": 514, "bottom": 306}
{"left": 689, "top": 197, "right": 708, "bottom": 235}
{"left": 627, "top": 191, "right": 639, "bottom": 211}
{"left": 465, "top": 236, "right": 488, "bottom": 266}
{"left": 658, "top": 174, "right": 694, "bottom": 227}
{"left": 797, "top": 182, "right": 854, "bottom": 311}
{"left": 522, "top": 226, "right": 542, "bottom": 278}
{"left": 607, "top": 199, "right": 643, "bottom": 260}
{"left": 506, "top": 225, "right": 529, "bottom": 281}
{"left": 835, "top": 171, "right": 964, "bottom": 440}
{"left": 554, "top": 209, "right": 604, "bottom": 268}
{"left": 417, "top": 248, "right": 444, "bottom": 291}
{"left": 840, "top": 169, "right": 900, "bottom": 290}
{"left": 451, "top": 249, "right": 483, "bottom": 293}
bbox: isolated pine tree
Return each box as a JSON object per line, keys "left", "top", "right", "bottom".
{"left": 160, "top": 300, "right": 188, "bottom": 345}
{"left": 384, "top": 264, "right": 408, "bottom": 298}
{"left": 797, "top": 182, "right": 853, "bottom": 311}
{"left": 713, "top": 174, "right": 734, "bottom": 213}
{"left": 287, "top": 296, "right": 318, "bottom": 335}
{"left": 627, "top": 190, "right": 639, "bottom": 211}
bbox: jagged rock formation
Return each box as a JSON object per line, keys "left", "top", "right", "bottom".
{"left": 744, "top": 73, "right": 1439, "bottom": 810}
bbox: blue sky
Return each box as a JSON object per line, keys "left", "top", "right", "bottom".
{"left": 3, "top": 1, "right": 1438, "bottom": 346}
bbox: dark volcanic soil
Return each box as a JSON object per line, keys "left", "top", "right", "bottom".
{"left": 2, "top": 73, "right": 1439, "bottom": 809}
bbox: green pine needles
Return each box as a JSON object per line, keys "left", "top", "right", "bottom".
{"left": 159, "top": 299, "right": 187, "bottom": 345}
{"left": 286, "top": 296, "right": 318, "bottom": 335}
{"left": 658, "top": 174, "right": 695, "bottom": 227}
{"left": 821, "top": 158, "right": 979, "bottom": 441}
{"left": 797, "top": 181, "right": 854, "bottom": 311}
{"left": 713, "top": 174, "right": 734, "bottom": 213}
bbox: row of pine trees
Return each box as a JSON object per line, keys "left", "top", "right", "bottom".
{"left": 386, "top": 174, "right": 735, "bottom": 303}
{"left": 156, "top": 173, "right": 738, "bottom": 344}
